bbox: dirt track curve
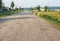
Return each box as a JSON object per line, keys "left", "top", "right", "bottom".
{"left": 0, "top": 11, "right": 60, "bottom": 41}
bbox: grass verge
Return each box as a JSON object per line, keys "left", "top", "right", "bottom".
{"left": 0, "top": 10, "right": 16, "bottom": 18}
{"left": 33, "top": 11, "right": 60, "bottom": 28}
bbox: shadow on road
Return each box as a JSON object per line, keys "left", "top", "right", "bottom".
{"left": 0, "top": 17, "right": 36, "bottom": 24}
{"left": 0, "top": 11, "right": 36, "bottom": 24}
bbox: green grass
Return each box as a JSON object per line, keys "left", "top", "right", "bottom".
{"left": 0, "top": 10, "right": 16, "bottom": 18}
{"left": 33, "top": 11, "right": 60, "bottom": 28}
{"left": 0, "top": 9, "right": 24, "bottom": 18}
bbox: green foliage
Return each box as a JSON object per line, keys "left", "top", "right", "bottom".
{"left": 19, "top": 7, "right": 22, "bottom": 10}
{"left": 44, "top": 6, "right": 48, "bottom": 11}
{"left": 0, "top": 10, "right": 15, "bottom": 17}
{"left": 34, "top": 5, "right": 41, "bottom": 11}
{"left": 41, "top": 14, "right": 60, "bottom": 23}
{"left": 0, "top": 0, "right": 2, "bottom": 9}
{"left": 10, "top": 1, "right": 14, "bottom": 8}
{"left": 15, "top": 7, "right": 18, "bottom": 10}
{"left": 30, "top": 7, "right": 33, "bottom": 10}
{"left": 19, "top": 7, "right": 24, "bottom": 10}
{"left": 37, "top": 5, "right": 41, "bottom": 11}
{"left": 15, "top": 7, "right": 18, "bottom": 12}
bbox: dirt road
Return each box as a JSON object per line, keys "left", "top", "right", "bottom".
{"left": 0, "top": 11, "right": 60, "bottom": 41}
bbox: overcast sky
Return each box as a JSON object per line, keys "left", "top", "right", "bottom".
{"left": 3, "top": 0, "right": 60, "bottom": 8}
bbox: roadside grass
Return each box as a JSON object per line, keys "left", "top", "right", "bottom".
{"left": 33, "top": 11, "right": 60, "bottom": 28}
{"left": 0, "top": 10, "right": 16, "bottom": 18}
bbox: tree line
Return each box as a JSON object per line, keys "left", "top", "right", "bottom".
{"left": 31, "top": 5, "right": 48, "bottom": 12}
{"left": 0, "top": 0, "right": 14, "bottom": 9}
{"left": 0, "top": 0, "right": 24, "bottom": 12}
{"left": 0, "top": 0, "right": 48, "bottom": 11}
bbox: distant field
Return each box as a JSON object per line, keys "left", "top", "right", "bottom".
{"left": 34, "top": 11, "right": 60, "bottom": 28}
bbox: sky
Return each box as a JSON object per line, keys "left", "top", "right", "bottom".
{"left": 3, "top": 0, "right": 60, "bottom": 8}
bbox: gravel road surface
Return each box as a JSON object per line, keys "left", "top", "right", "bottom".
{"left": 0, "top": 11, "right": 60, "bottom": 41}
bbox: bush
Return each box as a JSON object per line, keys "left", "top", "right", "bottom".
{"left": 0, "top": 10, "right": 15, "bottom": 17}
{"left": 44, "top": 6, "right": 48, "bottom": 11}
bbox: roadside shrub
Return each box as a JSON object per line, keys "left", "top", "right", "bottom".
{"left": 39, "top": 12, "right": 60, "bottom": 24}
{"left": 0, "top": 10, "right": 15, "bottom": 17}
{"left": 44, "top": 6, "right": 48, "bottom": 11}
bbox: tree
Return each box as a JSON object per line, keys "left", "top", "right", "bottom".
{"left": 15, "top": 7, "right": 18, "bottom": 12}
{"left": 19, "top": 7, "right": 22, "bottom": 12}
{"left": 19, "top": 7, "right": 22, "bottom": 10}
{"left": 37, "top": 5, "right": 41, "bottom": 11}
{"left": 44, "top": 6, "right": 48, "bottom": 11}
{"left": 10, "top": 1, "right": 14, "bottom": 9}
{"left": 0, "top": 0, "right": 2, "bottom": 9}
{"left": 30, "top": 7, "right": 33, "bottom": 10}
{"left": 34, "top": 5, "right": 41, "bottom": 11}
{"left": 2, "top": 3, "right": 5, "bottom": 8}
